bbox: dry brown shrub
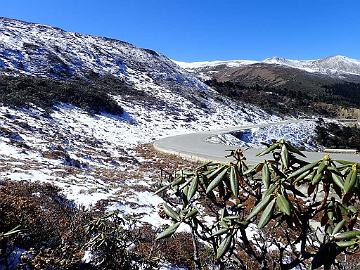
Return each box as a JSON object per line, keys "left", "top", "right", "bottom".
{"left": 0, "top": 181, "right": 216, "bottom": 269}
{"left": 0, "top": 180, "right": 91, "bottom": 269}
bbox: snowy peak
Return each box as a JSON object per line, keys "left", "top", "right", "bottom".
{"left": 314, "top": 55, "right": 360, "bottom": 75}
{"left": 174, "top": 59, "right": 258, "bottom": 69}
{"left": 177, "top": 55, "right": 360, "bottom": 79}
{"left": 173, "top": 59, "right": 258, "bottom": 81}
{"left": 263, "top": 55, "right": 360, "bottom": 76}
{"left": 318, "top": 55, "right": 359, "bottom": 63}
{"left": 263, "top": 56, "right": 303, "bottom": 67}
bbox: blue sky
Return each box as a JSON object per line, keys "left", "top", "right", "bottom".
{"left": 1, "top": 0, "right": 359, "bottom": 61}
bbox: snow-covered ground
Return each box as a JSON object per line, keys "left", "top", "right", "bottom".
{"left": 0, "top": 17, "right": 319, "bottom": 240}
{"left": 0, "top": 80, "right": 278, "bottom": 239}
{"left": 0, "top": 89, "right": 277, "bottom": 229}
{"left": 0, "top": 18, "right": 326, "bottom": 244}
{"left": 1, "top": 16, "right": 351, "bottom": 270}
{"left": 206, "top": 120, "right": 319, "bottom": 151}
{"left": 0, "top": 17, "right": 281, "bottom": 226}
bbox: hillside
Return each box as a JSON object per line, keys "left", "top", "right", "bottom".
{"left": 0, "top": 17, "right": 276, "bottom": 234}
{"left": 2, "top": 16, "right": 360, "bottom": 269}
{"left": 176, "top": 56, "right": 360, "bottom": 117}
{"left": 0, "top": 17, "right": 274, "bottom": 123}
{"left": 0, "top": 18, "right": 283, "bottom": 268}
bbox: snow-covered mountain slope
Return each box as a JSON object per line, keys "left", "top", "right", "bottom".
{"left": 263, "top": 55, "right": 360, "bottom": 77}
{"left": 0, "top": 17, "right": 208, "bottom": 98}
{"left": 175, "top": 55, "right": 360, "bottom": 80}
{"left": 173, "top": 59, "right": 259, "bottom": 81}
{"left": 0, "top": 17, "right": 280, "bottom": 223}
{"left": 0, "top": 17, "right": 275, "bottom": 124}
{"left": 174, "top": 60, "right": 258, "bottom": 80}
{"left": 173, "top": 59, "right": 258, "bottom": 69}
{"left": 0, "top": 17, "right": 277, "bottom": 131}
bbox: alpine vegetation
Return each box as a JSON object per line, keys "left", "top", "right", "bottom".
{"left": 1, "top": 15, "right": 360, "bottom": 270}
{"left": 156, "top": 140, "right": 360, "bottom": 269}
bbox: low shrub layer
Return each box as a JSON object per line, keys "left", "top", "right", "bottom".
{"left": 0, "top": 74, "right": 131, "bottom": 115}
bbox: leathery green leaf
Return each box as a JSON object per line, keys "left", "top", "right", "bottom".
{"left": 230, "top": 166, "right": 239, "bottom": 197}
{"left": 332, "top": 220, "right": 346, "bottom": 235}
{"left": 312, "top": 173, "right": 323, "bottom": 185}
{"left": 185, "top": 208, "right": 198, "bottom": 219}
{"left": 286, "top": 142, "right": 306, "bottom": 157}
{"left": 295, "top": 170, "right": 311, "bottom": 183}
{"left": 154, "top": 185, "right": 170, "bottom": 195}
{"left": 206, "top": 165, "right": 226, "bottom": 180}
{"left": 156, "top": 222, "right": 181, "bottom": 240}
{"left": 206, "top": 166, "right": 228, "bottom": 193}
{"left": 263, "top": 183, "right": 277, "bottom": 198}
{"left": 262, "top": 162, "right": 270, "bottom": 189}
{"left": 258, "top": 199, "right": 276, "bottom": 228}
{"left": 187, "top": 175, "right": 199, "bottom": 201}
{"left": 335, "top": 240, "right": 357, "bottom": 248}
{"left": 162, "top": 203, "right": 180, "bottom": 221}
{"left": 2, "top": 226, "right": 21, "bottom": 238}
{"left": 171, "top": 176, "right": 185, "bottom": 187}
{"left": 344, "top": 170, "right": 355, "bottom": 193}
{"left": 243, "top": 163, "right": 263, "bottom": 175}
{"left": 257, "top": 143, "right": 279, "bottom": 156}
{"left": 216, "top": 234, "right": 232, "bottom": 259}
{"left": 276, "top": 194, "right": 291, "bottom": 216}
{"left": 335, "top": 160, "right": 354, "bottom": 165}
{"left": 331, "top": 172, "right": 344, "bottom": 190}
{"left": 246, "top": 194, "right": 272, "bottom": 221}
{"left": 219, "top": 219, "right": 229, "bottom": 229}
{"left": 288, "top": 161, "right": 318, "bottom": 179}
{"left": 317, "top": 161, "right": 327, "bottom": 175}
{"left": 334, "top": 230, "right": 360, "bottom": 241}
{"left": 280, "top": 144, "right": 289, "bottom": 169}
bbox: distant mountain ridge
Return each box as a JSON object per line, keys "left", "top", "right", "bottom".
{"left": 175, "top": 55, "right": 360, "bottom": 80}
{"left": 263, "top": 55, "right": 360, "bottom": 76}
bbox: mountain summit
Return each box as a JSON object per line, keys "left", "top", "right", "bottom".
{"left": 176, "top": 55, "right": 360, "bottom": 79}
{"left": 263, "top": 55, "right": 360, "bottom": 76}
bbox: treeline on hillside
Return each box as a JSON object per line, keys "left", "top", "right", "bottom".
{"left": 205, "top": 79, "right": 360, "bottom": 117}
{"left": 315, "top": 120, "right": 360, "bottom": 150}
{"left": 0, "top": 74, "right": 144, "bottom": 115}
